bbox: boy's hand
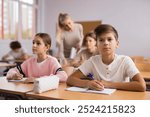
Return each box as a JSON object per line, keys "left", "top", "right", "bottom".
{"left": 87, "top": 80, "right": 104, "bottom": 91}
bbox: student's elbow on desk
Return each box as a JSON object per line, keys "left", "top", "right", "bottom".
{"left": 56, "top": 71, "right": 68, "bottom": 82}
{"left": 66, "top": 75, "right": 76, "bottom": 86}
{"left": 66, "top": 75, "right": 71, "bottom": 85}
{"left": 132, "top": 74, "right": 146, "bottom": 92}
{"left": 138, "top": 82, "right": 146, "bottom": 92}
{"left": 133, "top": 82, "right": 146, "bottom": 92}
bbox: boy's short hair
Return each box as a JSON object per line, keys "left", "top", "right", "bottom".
{"left": 10, "top": 41, "right": 21, "bottom": 50}
{"left": 94, "top": 24, "right": 118, "bottom": 40}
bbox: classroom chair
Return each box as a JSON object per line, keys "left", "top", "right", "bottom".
{"left": 130, "top": 56, "right": 145, "bottom": 63}
{"left": 145, "top": 58, "right": 150, "bottom": 63}
{"left": 135, "top": 63, "right": 150, "bottom": 72}
{"left": 135, "top": 63, "right": 150, "bottom": 91}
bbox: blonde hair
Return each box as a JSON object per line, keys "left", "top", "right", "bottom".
{"left": 58, "top": 13, "right": 70, "bottom": 28}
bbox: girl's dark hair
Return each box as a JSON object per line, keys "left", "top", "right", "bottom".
{"left": 35, "top": 33, "right": 51, "bottom": 53}
{"left": 58, "top": 13, "right": 70, "bottom": 28}
{"left": 94, "top": 24, "right": 118, "bottom": 40}
{"left": 10, "top": 41, "right": 21, "bottom": 50}
{"left": 82, "top": 31, "right": 96, "bottom": 46}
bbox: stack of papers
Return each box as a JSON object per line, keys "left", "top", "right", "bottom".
{"left": 65, "top": 87, "right": 116, "bottom": 95}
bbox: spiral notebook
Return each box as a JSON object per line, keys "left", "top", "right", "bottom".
{"left": 65, "top": 87, "right": 116, "bottom": 95}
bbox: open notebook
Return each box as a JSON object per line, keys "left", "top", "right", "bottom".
{"left": 8, "top": 78, "right": 34, "bottom": 83}
{"left": 8, "top": 78, "right": 27, "bottom": 82}
{"left": 65, "top": 87, "right": 116, "bottom": 95}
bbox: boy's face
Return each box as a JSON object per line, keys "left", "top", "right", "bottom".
{"left": 32, "top": 36, "right": 49, "bottom": 55}
{"left": 97, "top": 32, "right": 119, "bottom": 56}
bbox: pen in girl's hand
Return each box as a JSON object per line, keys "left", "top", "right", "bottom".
{"left": 15, "top": 73, "right": 23, "bottom": 80}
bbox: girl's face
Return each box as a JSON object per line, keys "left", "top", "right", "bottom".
{"left": 32, "top": 36, "right": 49, "bottom": 55}
{"left": 97, "top": 32, "right": 119, "bottom": 56}
{"left": 62, "top": 17, "right": 73, "bottom": 31}
{"left": 85, "top": 36, "right": 96, "bottom": 50}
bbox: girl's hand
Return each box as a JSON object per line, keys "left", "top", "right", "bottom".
{"left": 86, "top": 80, "right": 104, "bottom": 91}
{"left": 80, "top": 55, "right": 85, "bottom": 64}
{"left": 73, "top": 62, "right": 81, "bottom": 67}
{"left": 75, "top": 43, "right": 81, "bottom": 52}
{"left": 7, "top": 73, "right": 23, "bottom": 80}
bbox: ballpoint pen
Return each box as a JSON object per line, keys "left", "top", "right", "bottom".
{"left": 80, "top": 73, "right": 94, "bottom": 80}
{"left": 87, "top": 73, "right": 94, "bottom": 80}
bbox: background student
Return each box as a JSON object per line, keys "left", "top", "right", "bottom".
{"left": 67, "top": 24, "right": 146, "bottom": 92}
{"left": 70, "top": 31, "right": 99, "bottom": 67}
{"left": 56, "top": 13, "right": 83, "bottom": 62}
{"left": 6, "top": 33, "right": 67, "bottom": 82}
{"left": 62, "top": 31, "right": 98, "bottom": 76}
{"left": 2, "top": 41, "right": 30, "bottom": 61}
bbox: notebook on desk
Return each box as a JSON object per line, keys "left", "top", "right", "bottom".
{"left": 65, "top": 87, "right": 116, "bottom": 95}
{"left": 8, "top": 78, "right": 27, "bottom": 82}
{"left": 8, "top": 78, "right": 34, "bottom": 83}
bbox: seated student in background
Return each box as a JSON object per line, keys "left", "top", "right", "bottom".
{"left": 70, "top": 31, "right": 99, "bottom": 67}
{"left": 62, "top": 31, "right": 98, "bottom": 76}
{"left": 6, "top": 33, "right": 67, "bottom": 82}
{"left": 2, "top": 41, "right": 29, "bottom": 61}
{"left": 67, "top": 24, "right": 146, "bottom": 92}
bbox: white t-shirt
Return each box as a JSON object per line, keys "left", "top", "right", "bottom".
{"left": 79, "top": 54, "right": 139, "bottom": 82}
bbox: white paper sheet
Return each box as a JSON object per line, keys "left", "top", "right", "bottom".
{"left": 65, "top": 87, "right": 116, "bottom": 95}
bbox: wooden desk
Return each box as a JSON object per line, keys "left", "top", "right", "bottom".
{"left": 1, "top": 77, "right": 150, "bottom": 100}
{"left": 0, "top": 77, "right": 33, "bottom": 97}
{"left": 26, "top": 83, "right": 150, "bottom": 100}
{"left": 141, "top": 72, "right": 150, "bottom": 80}
{"left": 0, "top": 62, "right": 16, "bottom": 67}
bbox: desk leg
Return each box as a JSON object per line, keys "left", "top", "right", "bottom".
{"left": 145, "top": 80, "right": 150, "bottom": 91}
{"left": 0, "top": 93, "right": 25, "bottom": 100}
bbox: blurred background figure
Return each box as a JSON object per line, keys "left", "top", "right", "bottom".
{"left": 63, "top": 31, "right": 99, "bottom": 76}
{"left": 1, "top": 41, "right": 30, "bottom": 76}
{"left": 70, "top": 31, "right": 99, "bottom": 67}
{"left": 2, "top": 41, "right": 30, "bottom": 61}
{"left": 56, "top": 13, "right": 83, "bottom": 64}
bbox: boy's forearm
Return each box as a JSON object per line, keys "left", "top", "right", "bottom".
{"left": 102, "top": 80, "right": 146, "bottom": 92}
{"left": 67, "top": 76, "right": 89, "bottom": 88}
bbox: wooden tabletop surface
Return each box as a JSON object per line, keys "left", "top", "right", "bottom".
{"left": 26, "top": 83, "right": 150, "bottom": 100}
